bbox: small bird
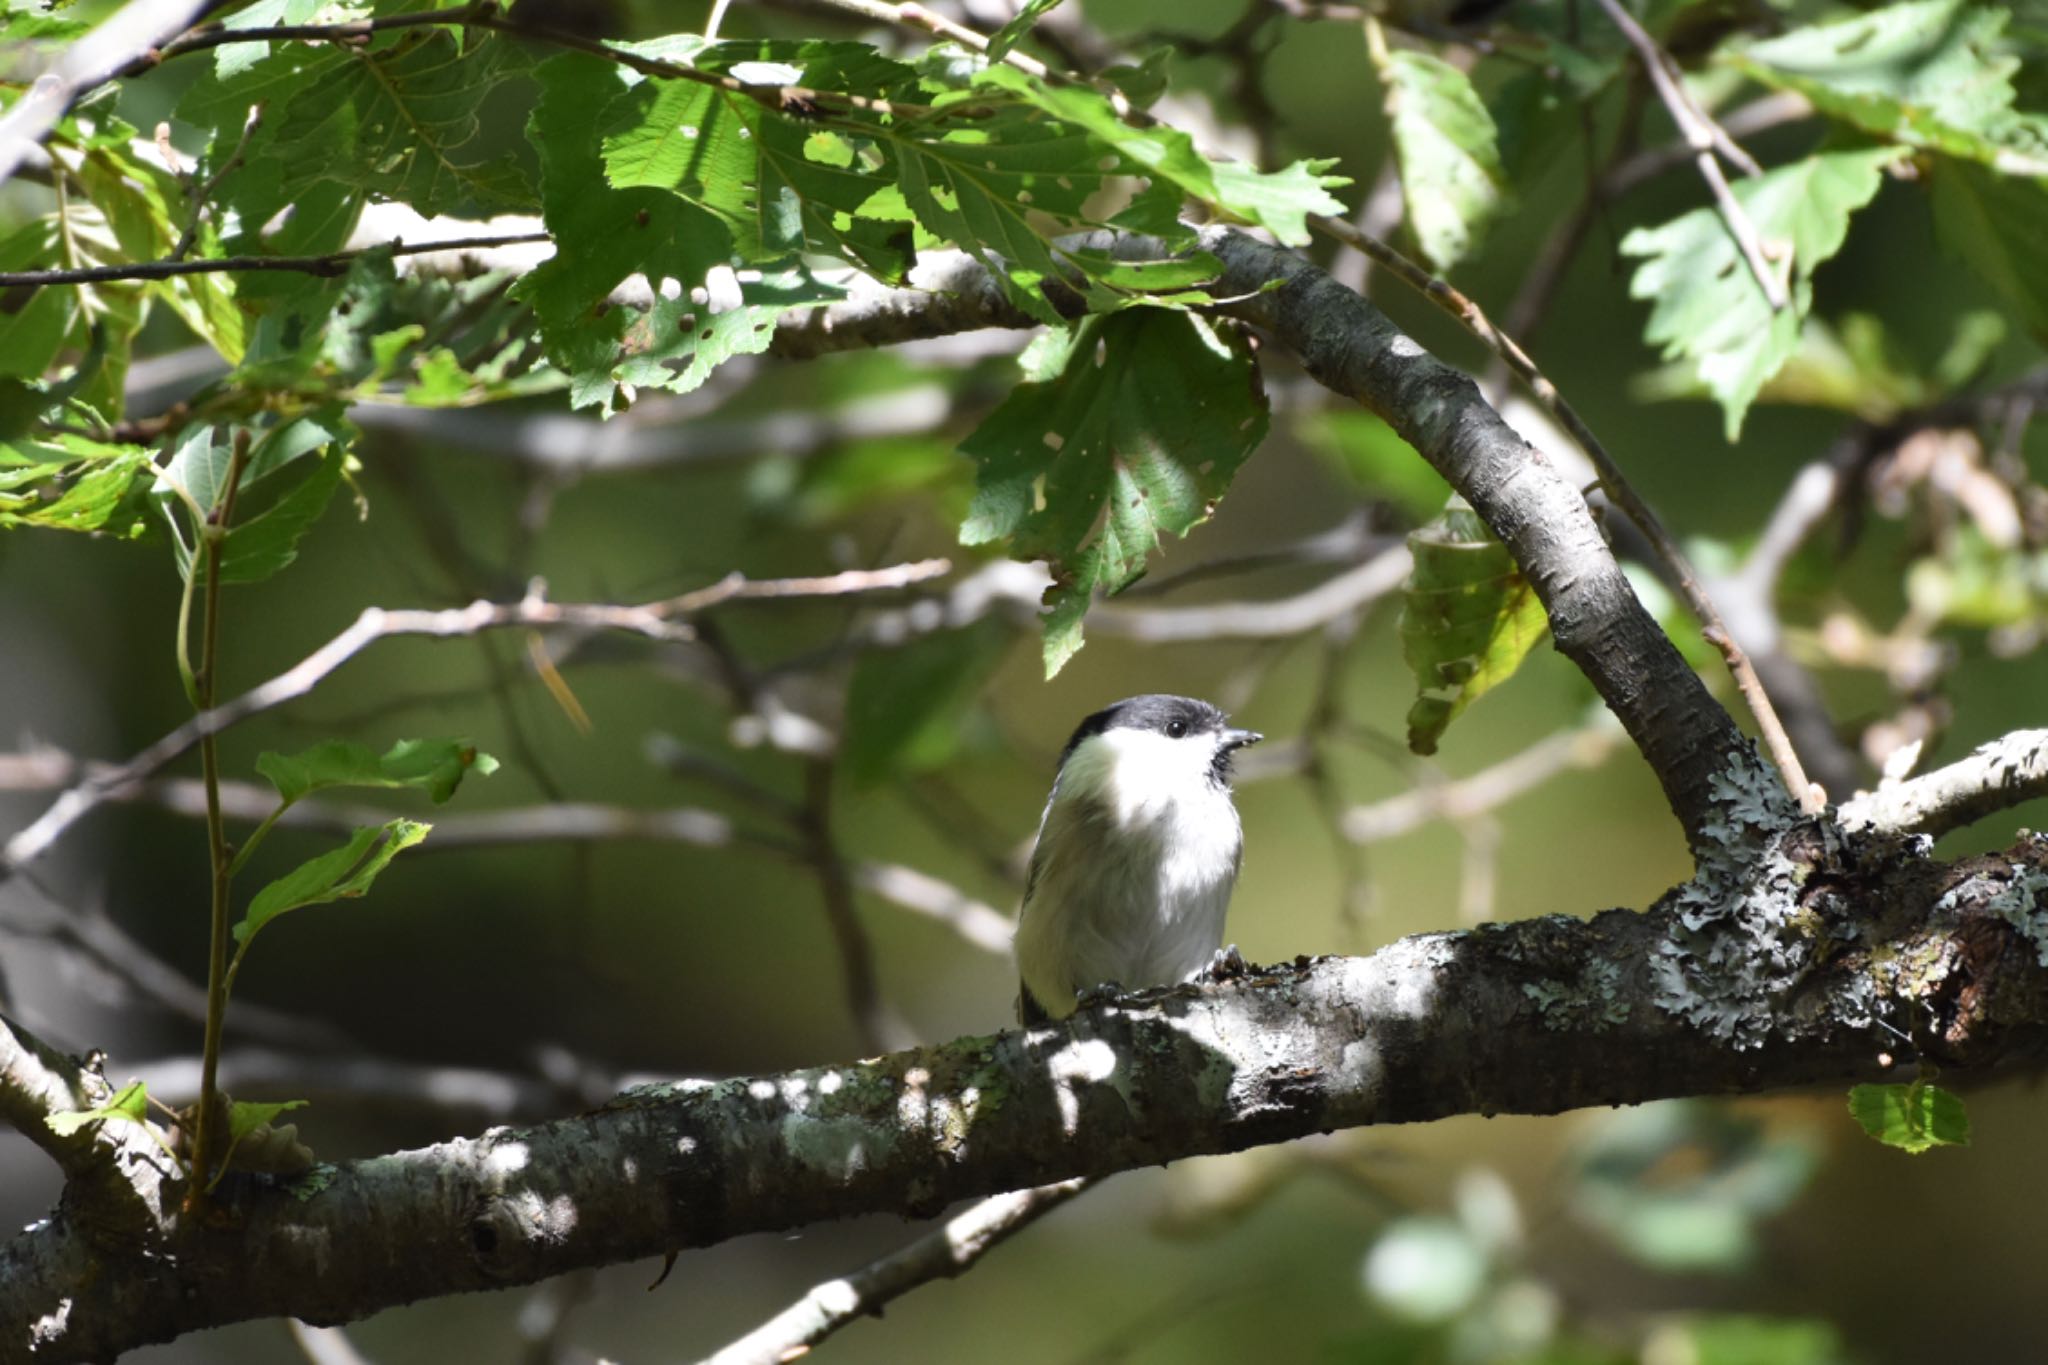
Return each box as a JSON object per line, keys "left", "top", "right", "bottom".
{"left": 1014, "top": 695, "right": 1262, "bottom": 1024}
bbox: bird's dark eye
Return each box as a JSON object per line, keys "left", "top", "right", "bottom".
{"left": 1166, "top": 719, "right": 1188, "bottom": 739}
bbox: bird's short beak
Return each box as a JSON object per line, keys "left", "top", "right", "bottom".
{"left": 1224, "top": 728, "right": 1263, "bottom": 750}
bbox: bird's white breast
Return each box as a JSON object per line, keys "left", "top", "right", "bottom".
{"left": 1014, "top": 728, "right": 1246, "bottom": 1018}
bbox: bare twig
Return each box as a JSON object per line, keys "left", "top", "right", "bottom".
{"left": 1590, "top": 0, "right": 1785, "bottom": 309}
{"left": 1840, "top": 730, "right": 2048, "bottom": 838}
{"left": 1, "top": 564, "right": 951, "bottom": 882}
{"left": 0, "top": 234, "right": 553, "bottom": 289}
{"left": 1343, "top": 716, "right": 1624, "bottom": 844}
{"left": 1092, "top": 545, "right": 1412, "bottom": 641}
{"left": 702, "top": 1178, "right": 1092, "bottom": 1365}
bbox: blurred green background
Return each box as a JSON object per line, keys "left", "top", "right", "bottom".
{"left": 4, "top": 0, "right": 2047, "bottom": 1361}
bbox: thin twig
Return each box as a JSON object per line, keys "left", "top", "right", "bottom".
{"left": 702, "top": 1178, "right": 1093, "bottom": 1365}
{"left": 1590, "top": 0, "right": 1785, "bottom": 309}
{"left": 169, "top": 103, "right": 262, "bottom": 261}
{"left": 190, "top": 428, "right": 250, "bottom": 1204}
{"left": 0, "top": 563, "right": 952, "bottom": 882}
{"left": 0, "top": 233, "right": 553, "bottom": 289}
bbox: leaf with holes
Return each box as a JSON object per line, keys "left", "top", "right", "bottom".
{"left": 959, "top": 311, "right": 1269, "bottom": 675}
{"left": 971, "top": 65, "right": 1349, "bottom": 247}
{"left": 514, "top": 53, "right": 737, "bottom": 414}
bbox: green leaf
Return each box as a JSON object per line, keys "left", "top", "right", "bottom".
{"left": 611, "top": 269, "right": 847, "bottom": 399}
{"left": 1929, "top": 160, "right": 2048, "bottom": 343}
{"left": 843, "top": 618, "right": 1012, "bottom": 784}
{"left": 257, "top": 738, "right": 500, "bottom": 807}
{"left": 45, "top": 1080, "right": 149, "bottom": 1138}
{"left": 513, "top": 53, "right": 737, "bottom": 414}
{"left": 0, "top": 437, "right": 153, "bottom": 537}
{"left": 889, "top": 107, "right": 1126, "bottom": 325}
{"left": 1620, "top": 148, "right": 1905, "bottom": 440}
{"left": 988, "top": 0, "right": 1065, "bottom": 60}
{"left": 1372, "top": 49, "right": 1511, "bottom": 272}
{"left": 972, "top": 65, "right": 1349, "bottom": 247}
{"left": 216, "top": 445, "right": 347, "bottom": 584}
{"left": 1732, "top": 0, "right": 2048, "bottom": 177}
{"left": 234, "top": 818, "right": 432, "bottom": 948}
{"left": 959, "top": 311, "right": 1270, "bottom": 675}
{"left": 269, "top": 29, "right": 534, "bottom": 215}
{"left": 228, "top": 1098, "right": 308, "bottom": 1145}
{"left": 1848, "top": 1081, "right": 1971, "bottom": 1154}
{"left": 1399, "top": 498, "right": 1549, "bottom": 755}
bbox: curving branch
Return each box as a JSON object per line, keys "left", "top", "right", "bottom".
{"left": 0, "top": 563, "right": 949, "bottom": 883}
{"left": 8, "top": 829, "right": 2048, "bottom": 1362}
{"left": 1187, "top": 227, "right": 1781, "bottom": 849}
{"left": 704, "top": 1178, "right": 1093, "bottom": 1365}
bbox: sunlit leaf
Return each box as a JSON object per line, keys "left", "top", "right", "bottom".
{"left": 1848, "top": 1081, "right": 1971, "bottom": 1154}
{"left": 1621, "top": 148, "right": 1905, "bottom": 440}
{"left": 45, "top": 1080, "right": 150, "bottom": 1138}
{"left": 234, "top": 818, "right": 432, "bottom": 948}
{"left": 257, "top": 738, "right": 500, "bottom": 808}
{"left": 1372, "top": 49, "right": 1510, "bottom": 271}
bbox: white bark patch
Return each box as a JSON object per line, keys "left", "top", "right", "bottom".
{"left": 1047, "top": 1037, "right": 1118, "bottom": 1135}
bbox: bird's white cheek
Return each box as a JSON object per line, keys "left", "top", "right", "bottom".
{"left": 1089, "top": 730, "right": 1217, "bottom": 827}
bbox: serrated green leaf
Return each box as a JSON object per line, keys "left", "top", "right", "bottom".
{"left": 257, "top": 737, "right": 499, "bottom": 807}
{"left": 1373, "top": 49, "right": 1511, "bottom": 271}
{"left": 1732, "top": 0, "right": 2048, "bottom": 177}
{"left": 989, "top": 0, "right": 1065, "bottom": 60}
{"left": 0, "top": 436, "right": 153, "bottom": 536}
{"left": 215, "top": 445, "right": 346, "bottom": 583}
{"left": 1621, "top": 148, "right": 1905, "bottom": 440}
{"left": 959, "top": 311, "right": 1269, "bottom": 675}
{"left": 612, "top": 269, "right": 846, "bottom": 398}
{"left": 1399, "top": 499, "right": 1549, "bottom": 755}
{"left": 1848, "top": 1081, "right": 1971, "bottom": 1153}
{"left": 971, "top": 65, "right": 1349, "bottom": 247}
{"left": 45, "top": 1080, "right": 150, "bottom": 1138}
{"left": 891, "top": 110, "right": 1124, "bottom": 325}
{"left": 844, "top": 618, "right": 1012, "bottom": 784}
{"left": 234, "top": 818, "right": 432, "bottom": 949}
{"left": 270, "top": 29, "right": 533, "bottom": 215}
{"left": 514, "top": 53, "right": 737, "bottom": 415}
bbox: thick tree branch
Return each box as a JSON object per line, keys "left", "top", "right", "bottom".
{"left": 7, "top": 829, "right": 2048, "bottom": 1362}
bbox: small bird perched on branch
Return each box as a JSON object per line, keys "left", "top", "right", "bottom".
{"left": 1014, "top": 694, "right": 1262, "bottom": 1024}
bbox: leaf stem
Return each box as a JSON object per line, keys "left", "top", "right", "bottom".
{"left": 189, "top": 427, "right": 251, "bottom": 1205}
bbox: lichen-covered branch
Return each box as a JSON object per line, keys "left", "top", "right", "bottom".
{"left": 9, "top": 829, "right": 2048, "bottom": 1363}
